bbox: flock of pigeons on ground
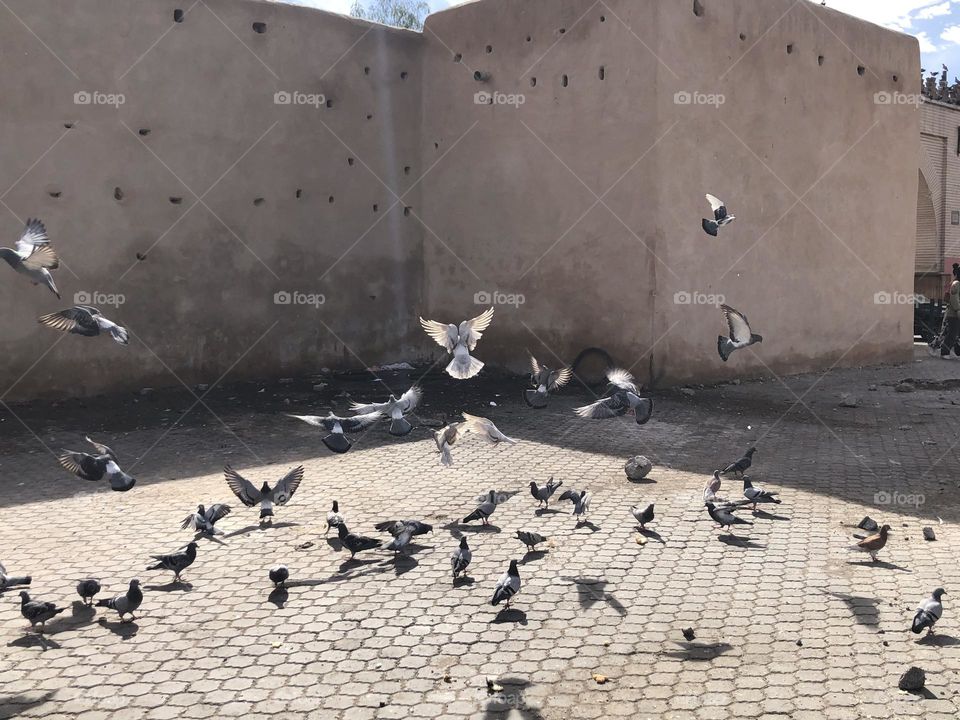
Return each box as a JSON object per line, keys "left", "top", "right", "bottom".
{"left": 0, "top": 213, "right": 945, "bottom": 641}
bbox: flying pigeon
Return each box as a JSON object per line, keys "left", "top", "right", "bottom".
{"left": 181, "top": 504, "right": 232, "bottom": 535}
{"left": 223, "top": 465, "right": 304, "bottom": 522}
{"left": 39, "top": 306, "right": 128, "bottom": 345}
{"left": 574, "top": 368, "right": 653, "bottom": 425}
{"left": 559, "top": 489, "right": 591, "bottom": 521}
{"left": 743, "top": 478, "right": 780, "bottom": 510}
{"left": 76, "top": 578, "right": 101, "bottom": 605}
{"left": 516, "top": 530, "right": 546, "bottom": 552}
{"left": 19, "top": 591, "right": 66, "bottom": 632}
{"left": 912, "top": 588, "right": 946, "bottom": 635}
{"left": 851, "top": 525, "right": 890, "bottom": 562}
{"left": 0, "top": 560, "right": 31, "bottom": 591}
{"left": 703, "top": 471, "right": 723, "bottom": 502}
{"left": 0, "top": 218, "right": 60, "bottom": 298}
{"left": 96, "top": 579, "right": 142, "bottom": 622}
{"left": 631, "top": 503, "right": 655, "bottom": 530}
{"left": 419, "top": 306, "right": 495, "bottom": 379}
{"left": 57, "top": 436, "right": 136, "bottom": 492}
{"left": 463, "top": 490, "right": 499, "bottom": 525}
{"left": 349, "top": 385, "right": 422, "bottom": 436}
{"left": 286, "top": 411, "right": 382, "bottom": 453}
{"left": 451, "top": 537, "right": 472, "bottom": 580}
{"left": 337, "top": 524, "right": 382, "bottom": 558}
{"left": 525, "top": 356, "right": 572, "bottom": 408}
{"left": 146, "top": 542, "right": 197, "bottom": 582}
{"left": 491, "top": 560, "right": 521, "bottom": 608}
{"left": 269, "top": 565, "right": 289, "bottom": 588}
{"left": 720, "top": 447, "right": 756, "bottom": 478}
{"left": 717, "top": 304, "right": 762, "bottom": 362}
{"left": 702, "top": 194, "right": 735, "bottom": 236}
{"left": 705, "top": 501, "right": 753, "bottom": 533}
{"left": 326, "top": 501, "right": 345, "bottom": 535}
{"left": 434, "top": 414, "right": 516, "bottom": 466}
{"left": 529, "top": 477, "right": 563, "bottom": 508}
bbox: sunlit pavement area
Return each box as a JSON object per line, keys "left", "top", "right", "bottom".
{"left": 2, "top": 347, "right": 960, "bottom": 719}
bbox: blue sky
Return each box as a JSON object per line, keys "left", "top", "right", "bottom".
{"left": 283, "top": 0, "right": 960, "bottom": 78}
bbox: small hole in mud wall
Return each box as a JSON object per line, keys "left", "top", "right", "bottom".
{"left": 253, "top": 22, "right": 266, "bottom": 34}
{"left": 857, "top": 65, "right": 865, "bottom": 76}
{"left": 454, "top": 53, "right": 462, "bottom": 62}
{"left": 600, "top": 16, "right": 606, "bottom": 22}
{"left": 530, "top": 77, "right": 537, "bottom": 87}
{"left": 138, "top": 128, "right": 151, "bottom": 136}
{"left": 559, "top": 28, "right": 566, "bottom": 35}
{"left": 326, "top": 99, "right": 333, "bottom": 108}
{"left": 49, "top": 190, "right": 61, "bottom": 198}
{"left": 404, "top": 166, "right": 411, "bottom": 175}
{"left": 373, "top": 204, "right": 378, "bottom": 212}
{"left": 169, "top": 196, "right": 183, "bottom": 205}
{"left": 526, "top": 35, "right": 532, "bottom": 41}
{"left": 136, "top": 252, "right": 146, "bottom": 261}
{"left": 739, "top": 33, "right": 746, "bottom": 41}
{"left": 114, "top": 187, "right": 124, "bottom": 201}
{"left": 562, "top": 74, "right": 569, "bottom": 87}
{"left": 693, "top": 0, "right": 704, "bottom": 17}
{"left": 64, "top": 122, "right": 74, "bottom": 129}
{"left": 599, "top": 66, "right": 605, "bottom": 80}
{"left": 400, "top": 71, "right": 408, "bottom": 79}
{"left": 254, "top": 197, "right": 265, "bottom": 206}
{"left": 434, "top": 142, "right": 439, "bottom": 149}
{"left": 786, "top": 44, "right": 793, "bottom": 54}
{"left": 174, "top": 9, "right": 184, "bottom": 23}
{"left": 893, "top": 74, "right": 899, "bottom": 82}
{"left": 818, "top": 55, "right": 824, "bottom": 66}
{"left": 364, "top": 66, "right": 370, "bottom": 75}
{"left": 403, "top": 207, "right": 411, "bottom": 216}
{"left": 295, "top": 189, "right": 302, "bottom": 199}
{"left": 348, "top": 158, "right": 355, "bottom": 166}
{"left": 366, "top": 113, "right": 373, "bottom": 120}
{"left": 328, "top": 196, "right": 335, "bottom": 203}
{"left": 485, "top": 45, "right": 493, "bottom": 53}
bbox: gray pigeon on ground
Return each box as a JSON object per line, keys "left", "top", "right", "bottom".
{"left": 451, "top": 537, "right": 472, "bottom": 580}
{"left": 39, "top": 306, "right": 128, "bottom": 344}
{"left": 491, "top": 560, "right": 521, "bottom": 608}
{"left": 337, "top": 524, "right": 382, "bottom": 558}
{"left": 58, "top": 436, "right": 136, "bottom": 491}
{"left": 912, "top": 588, "right": 946, "bottom": 635}
{"left": 19, "top": 591, "right": 66, "bottom": 632}
{"left": 0, "top": 218, "right": 60, "bottom": 297}
{"left": 574, "top": 368, "right": 653, "bottom": 425}
{"left": 349, "top": 385, "right": 422, "bottom": 436}
{"left": 721, "top": 447, "right": 756, "bottom": 478}
{"left": 146, "top": 542, "right": 197, "bottom": 582}
{"left": 559, "top": 489, "right": 591, "bottom": 521}
{"left": 224, "top": 465, "right": 303, "bottom": 522}
{"left": 704, "top": 471, "right": 723, "bottom": 502}
{"left": 529, "top": 477, "right": 563, "bottom": 508}
{"left": 516, "top": 530, "right": 547, "bottom": 552}
{"left": 717, "top": 304, "right": 762, "bottom": 362}
{"left": 705, "top": 501, "right": 753, "bottom": 533}
{"left": 326, "top": 501, "right": 345, "bottom": 535}
{"left": 96, "top": 579, "right": 142, "bottom": 622}
{"left": 420, "top": 307, "right": 495, "bottom": 379}
{"left": 181, "top": 504, "right": 231, "bottom": 535}
{"left": 269, "top": 565, "right": 289, "bottom": 588}
{"left": 75, "top": 578, "right": 101, "bottom": 605}
{"left": 631, "top": 503, "right": 655, "bottom": 529}
{"left": 702, "top": 193, "right": 736, "bottom": 236}
{"left": 463, "top": 490, "right": 499, "bottom": 525}
{"left": 286, "top": 411, "right": 382, "bottom": 453}
{"left": 525, "top": 356, "right": 572, "bottom": 408}
{"left": 0, "top": 560, "right": 31, "bottom": 591}
{"left": 743, "top": 478, "right": 780, "bottom": 510}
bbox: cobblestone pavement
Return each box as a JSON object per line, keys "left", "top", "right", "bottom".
{"left": 2, "top": 348, "right": 960, "bottom": 719}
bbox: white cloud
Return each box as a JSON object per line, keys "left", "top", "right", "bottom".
{"left": 917, "top": 1, "right": 954, "bottom": 20}
{"left": 917, "top": 29, "right": 940, "bottom": 50}
{"left": 942, "top": 22, "right": 960, "bottom": 43}
{"left": 827, "top": 0, "right": 953, "bottom": 31}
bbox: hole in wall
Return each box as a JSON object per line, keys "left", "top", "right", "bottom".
{"left": 739, "top": 32, "right": 746, "bottom": 41}
{"left": 254, "top": 197, "right": 265, "bottom": 206}
{"left": 328, "top": 196, "right": 334, "bottom": 203}
{"left": 252, "top": 22, "right": 266, "bottom": 34}
{"left": 485, "top": 45, "right": 493, "bottom": 53}
{"left": 136, "top": 252, "right": 146, "bottom": 261}
{"left": 474, "top": 70, "right": 490, "bottom": 81}
{"left": 786, "top": 43, "right": 793, "bottom": 54}
{"left": 599, "top": 66, "right": 605, "bottom": 80}
{"left": 403, "top": 207, "right": 411, "bottom": 216}
{"left": 530, "top": 77, "right": 537, "bottom": 87}
{"left": 326, "top": 99, "right": 333, "bottom": 108}
{"left": 400, "top": 71, "right": 408, "bottom": 79}
{"left": 174, "top": 9, "right": 184, "bottom": 23}
{"left": 600, "top": 16, "right": 606, "bottom": 22}
{"left": 693, "top": 0, "right": 704, "bottom": 17}
{"left": 114, "top": 187, "right": 123, "bottom": 201}
{"left": 373, "top": 204, "right": 378, "bottom": 212}
{"left": 348, "top": 158, "right": 355, "bottom": 166}
{"left": 138, "top": 128, "right": 151, "bottom": 136}
{"left": 364, "top": 66, "right": 370, "bottom": 75}
{"left": 893, "top": 74, "right": 899, "bottom": 82}
{"left": 526, "top": 35, "right": 532, "bottom": 41}
{"left": 48, "top": 190, "right": 61, "bottom": 198}
{"left": 366, "top": 113, "right": 373, "bottom": 120}
{"left": 169, "top": 196, "right": 182, "bottom": 205}
{"left": 454, "top": 53, "right": 462, "bottom": 62}
{"left": 295, "top": 189, "right": 302, "bottom": 199}
{"left": 562, "top": 74, "right": 569, "bottom": 87}
{"left": 404, "top": 166, "right": 411, "bottom": 175}
{"left": 857, "top": 65, "right": 865, "bottom": 76}
{"left": 434, "top": 142, "right": 439, "bottom": 149}
{"left": 64, "top": 122, "right": 74, "bottom": 129}
{"left": 559, "top": 28, "right": 566, "bottom": 34}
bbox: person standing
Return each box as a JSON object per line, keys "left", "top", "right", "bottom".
{"left": 940, "top": 264, "right": 960, "bottom": 358}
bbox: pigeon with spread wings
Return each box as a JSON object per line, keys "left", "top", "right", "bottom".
{"left": 420, "top": 307, "right": 495, "bottom": 379}
{"left": 181, "top": 504, "right": 232, "bottom": 535}
{"left": 223, "top": 465, "right": 304, "bottom": 523}
{"left": 58, "top": 436, "right": 136, "bottom": 492}
{"left": 39, "top": 306, "right": 129, "bottom": 345}
{"left": 702, "top": 194, "right": 736, "bottom": 236}
{"left": 525, "top": 356, "right": 572, "bottom": 408}
{"left": 434, "top": 413, "right": 516, "bottom": 467}
{"left": 0, "top": 218, "right": 60, "bottom": 297}
{"left": 717, "top": 304, "right": 762, "bottom": 362}
{"left": 286, "top": 411, "right": 382, "bottom": 454}
{"left": 349, "top": 385, "right": 422, "bottom": 436}
{"left": 574, "top": 368, "right": 653, "bottom": 425}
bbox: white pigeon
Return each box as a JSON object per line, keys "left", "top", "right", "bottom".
{"left": 349, "top": 385, "right": 422, "bottom": 436}
{"left": 38, "top": 306, "right": 129, "bottom": 345}
{"left": 419, "top": 307, "right": 495, "bottom": 379}
{"left": 703, "top": 471, "right": 723, "bottom": 502}
{"left": 717, "top": 304, "right": 762, "bottom": 362}
{"left": 0, "top": 218, "right": 60, "bottom": 297}
{"left": 433, "top": 412, "right": 516, "bottom": 466}
{"left": 702, "top": 194, "right": 735, "bottom": 236}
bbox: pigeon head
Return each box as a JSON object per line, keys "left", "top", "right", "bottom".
{"left": 331, "top": 500, "right": 339, "bottom": 512}
{"left": 704, "top": 502, "right": 716, "bottom": 510}
{"left": 879, "top": 524, "right": 891, "bottom": 535}
{"left": 19, "top": 590, "right": 29, "bottom": 600}
{"left": 422, "top": 523, "right": 434, "bottom": 534}
{"left": 743, "top": 478, "right": 753, "bottom": 488}
{"left": 529, "top": 481, "right": 538, "bottom": 489}
{"left": 337, "top": 524, "right": 349, "bottom": 539}
{"left": 186, "top": 542, "right": 198, "bottom": 554}
{"left": 459, "top": 536, "right": 469, "bottom": 549}
{"left": 933, "top": 588, "right": 946, "bottom": 600}
{"left": 488, "top": 490, "right": 496, "bottom": 502}
{"left": 260, "top": 481, "right": 271, "bottom": 494}
{"left": 197, "top": 504, "right": 205, "bottom": 514}
{"left": 129, "top": 579, "right": 141, "bottom": 588}
{"left": 579, "top": 490, "right": 587, "bottom": 499}
{"left": 508, "top": 560, "right": 519, "bottom": 574}
{"left": 746, "top": 447, "right": 757, "bottom": 456}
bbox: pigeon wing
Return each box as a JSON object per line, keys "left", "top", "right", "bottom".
{"left": 85, "top": 436, "right": 117, "bottom": 460}
{"left": 223, "top": 466, "right": 263, "bottom": 506}
{"left": 20, "top": 244, "right": 59, "bottom": 271}
{"left": 398, "top": 385, "right": 422, "bottom": 412}
{"left": 339, "top": 411, "right": 382, "bottom": 432}
{"left": 206, "top": 503, "right": 232, "bottom": 524}
{"left": 574, "top": 397, "right": 621, "bottom": 419}
{"left": 286, "top": 413, "right": 333, "bottom": 429}
{"left": 15, "top": 218, "right": 49, "bottom": 254}
{"left": 706, "top": 194, "right": 724, "bottom": 212}
{"left": 460, "top": 306, "right": 495, "bottom": 350}
{"left": 606, "top": 367, "right": 637, "bottom": 391}
{"left": 721, "top": 304, "right": 752, "bottom": 343}
{"left": 272, "top": 466, "right": 304, "bottom": 505}
{"left": 420, "top": 317, "right": 458, "bottom": 351}
{"left": 38, "top": 307, "right": 99, "bottom": 335}
{"left": 530, "top": 355, "right": 541, "bottom": 376}
{"left": 348, "top": 399, "right": 387, "bottom": 414}
{"left": 549, "top": 367, "right": 573, "bottom": 390}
